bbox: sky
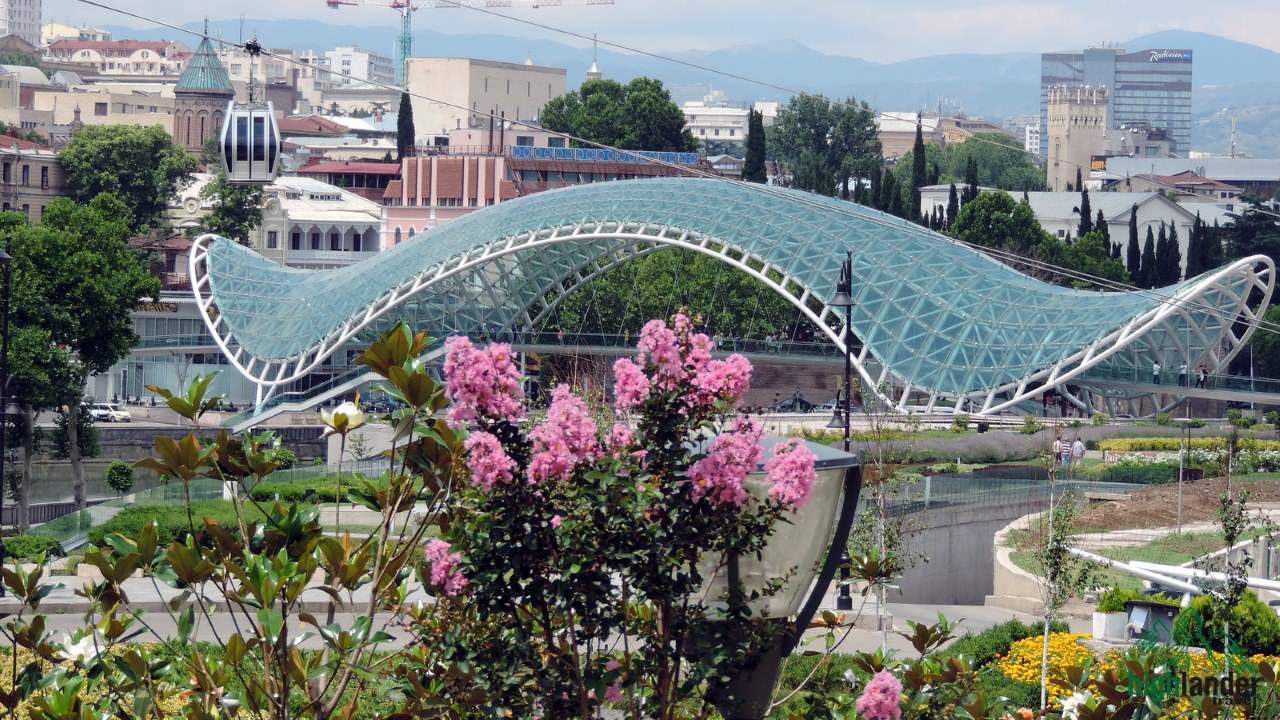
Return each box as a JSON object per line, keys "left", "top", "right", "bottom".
{"left": 44, "top": 0, "right": 1280, "bottom": 62}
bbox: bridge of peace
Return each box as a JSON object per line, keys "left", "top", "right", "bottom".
{"left": 182, "top": 177, "right": 1276, "bottom": 432}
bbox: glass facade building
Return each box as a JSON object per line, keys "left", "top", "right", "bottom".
{"left": 1040, "top": 47, "right": 1192, "bottom": 158}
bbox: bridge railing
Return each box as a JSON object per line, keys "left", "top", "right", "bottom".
{"left": 882, "top": 474, "right": 1139, "bottom": 516}
{"left": 1079, "top": 364, "right": 1280, "bottom": 395}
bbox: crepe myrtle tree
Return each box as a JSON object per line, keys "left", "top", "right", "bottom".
{"left": 0, "top": 314, "right": 824, "bottom": 719}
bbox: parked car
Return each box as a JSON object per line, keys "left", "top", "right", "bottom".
{"left": 770, "top": 397, "right": 814, "bottom": 414}
{"left": 89, "top": 402, "right": 131, "bottom": 422}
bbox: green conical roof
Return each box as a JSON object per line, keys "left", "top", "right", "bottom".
{"left": 176, "top": 35, "right": 233, "bottom": 94}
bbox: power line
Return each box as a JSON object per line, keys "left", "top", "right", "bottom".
{"left": 70, "top": 0, "right": 1280, "bottom": 338}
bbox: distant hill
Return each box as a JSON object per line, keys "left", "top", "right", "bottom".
{"left": 100, "top": 20, "right": 1280, "bottom": 154}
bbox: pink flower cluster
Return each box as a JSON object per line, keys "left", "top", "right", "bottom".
{"left": 765, "top": 439, "right": 817, "bottom": 507}
{"left": 855, "top": 670, "right": 902, "bottom": 720}
{"left": 606, "top": 422, "right": 634, "bottom": 458}
{"left": 637, "top": 319, "right": 684, "bottom": 390}
{"left": 688, "top": 417, "right": 764, "bottom": 507}
{"left": 528, "top": 385, "right": 600, "bottom": 483}
{"left": 425, "top": 539, "right": 468, "bottom": 596}
{"left": 464, "top": 431, "right": 516, "bottom": 491}
{"left": 611, "top": 358, "right": 650, "bottom": 412}
{"left": 442, "top": 336, "right": 523, "bottom": 425}
{"left": 614, "top": 312, "right": 753, "bottom": 412}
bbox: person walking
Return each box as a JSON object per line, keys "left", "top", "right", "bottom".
{"left": 1071, "top": 436, "right": 1086, "bottom": 466}
{"left": 1196, "top": 364, "right": 1208, "bottom": 389}
{"left": 1059, "top": 437, "right": 1073, "bottom": 468}
{"left": 1052, "top": 435, "right": 1064, "bottom": 466}
{"left": 1152, "top": 360, "right": 1162, "bottom": 385}
{"left": 1179, "top": 362, "right": 1188, "bottom": 387}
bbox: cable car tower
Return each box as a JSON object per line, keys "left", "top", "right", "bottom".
{"left": 218, "top": 39, "right": 282, "bottom": 184}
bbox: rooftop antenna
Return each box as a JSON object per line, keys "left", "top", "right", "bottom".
{"left": 1230, "top": 116, "right": 1238, "bottom": 159}
{"left": 239, "top": 15, "right": 244, "bottom": 43}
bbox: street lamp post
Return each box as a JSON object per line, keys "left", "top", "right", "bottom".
{"left": 827, "top": 251, "right": 855, "bottom": 613}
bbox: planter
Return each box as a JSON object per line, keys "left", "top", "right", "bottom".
{"left": 699, "top": 437, "right": 858, "bottom": 620}
{"left": 1092, "top": 611, "right": 1128, "bottom": 641}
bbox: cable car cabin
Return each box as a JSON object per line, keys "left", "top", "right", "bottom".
{"left": 220, "top": 101, "right": 281, "bottom": 184}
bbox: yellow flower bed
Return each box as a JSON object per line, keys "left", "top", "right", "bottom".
{"left": 1098, "top": 437, "right": 1280, "bottom": 452}
{"left": 997, "top": 632, "right": 1094, "bottom": 702}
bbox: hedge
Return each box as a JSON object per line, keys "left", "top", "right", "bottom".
{"left": 1098, "top": 437, "right": 1280, "bottom": 452}
{"left": 1097, "top": 588, "right": 1178, "bottom": 613}
{"left": 936, "top": 619, "right": 1068, "bottom": 667}
{"left": 87, "top": 500, "right": 313, "bottom": 548}
{"left": 1173, "top": 593, "right": 1280, "bottom": 655}
{"left": 249, "top": 476, "right": 349, "bottom": 503}
{"left": 1076, "top": 461, "right": 1180, "bottom": 485}
{"left": 3, "top": 534, "right": 66, "bottom": 560}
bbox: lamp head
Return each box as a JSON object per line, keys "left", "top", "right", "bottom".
{"left": 825, "top": 406, "right": 847, "bottom": 430}
{"left": 829, "top": 254, "right": 854, "bottom": 308}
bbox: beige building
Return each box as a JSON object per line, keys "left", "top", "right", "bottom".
{"left": 0, "top": 0, "right": 41, "bottom": 49}
{"left": 1046, "top": 84, "right": 1107, "bottom": 192}
{"left": 41, "top": 21, "right": 109, "bottom": 44}
{"left": 29, "top": 86, "right": 173, "bottom": 127}
{"left": 404, "top": 58, "right": 566, "bottom": 145}
{"left": 44, "top": 39, "right": 188, "bottom": 76}
{"left": 0, "top": 135, "right": 68, "bottom": 223}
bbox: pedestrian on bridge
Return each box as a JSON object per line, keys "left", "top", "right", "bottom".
{"left": 1152, "top": 361, "right": 1162, "bottom": 385}
{"left": 1179, "top": 362, "right": 1188, "bottom": 387}
{"left": 1196, "top": 365, "right": 1208, "bottom": 389}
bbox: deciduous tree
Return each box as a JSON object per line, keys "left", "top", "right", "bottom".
{"left": 58, "top": 125, "right": 196, "bottom": 233}
{"left": 199, "top": 172, "right": 263, "bottom": 244}
{"left": 541, "top": 77, "right": 696, "bottom": 152}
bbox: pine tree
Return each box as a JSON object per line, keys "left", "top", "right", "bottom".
{"left": 1167, "top": 223, "right": 1182, "bottom": 282}
{"left": 743, "top": 109, "right": 767, "bottom": 183}
{"left": 946, "top": 183, "right": 959, "bottom": 229}
{"left": 1095, "top": 209, "right": 1109, "bottom": 243}
{"left": 1141, "top": 226, "right": 1157, "bottom": 288}
{"left": 1186, "top": 213, "right": 1203, "bottom": 277}
{"left": 962, "top": 156, "right": 979, "bottom": 203}
{"left": 1078, "top": 184, "right": 1092, "bottom": 237}
{"left": 869, "top": 167, "right": 883, "bottom": 210}
{"left": 396, "top": 92, "right": 415, "bottom": 161}
{"left": 1126, "top": 205, "right": 1141, "bottom": 285}
{"left": 910, "top": 119, "right": 927, "bottom": 223}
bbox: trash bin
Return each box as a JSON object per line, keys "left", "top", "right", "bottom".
{"left": 977, "top": 422, "right": 989, "bottom": 434}
{"left": 1180, "top": 468, "right": 1204, "bottom": 482}
{"left": 1125, "top": 599, "right": 1180, "bottom": 642}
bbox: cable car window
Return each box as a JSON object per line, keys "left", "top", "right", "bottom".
{"left": 236, "top": 116, "right": 249, "bottom": 162}
{"left": 253, "top": 116, "right": 266, "bottom": 162}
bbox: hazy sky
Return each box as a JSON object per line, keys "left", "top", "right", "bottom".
{"left": 44, "top": 0, "right": 1280, "bottom": 61}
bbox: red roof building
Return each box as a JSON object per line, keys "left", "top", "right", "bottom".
{"left": 297, "top": 160, "right": 399, "bottom": 202}
{"left": 278, "top": 115, "right": 349, "bottom": 138}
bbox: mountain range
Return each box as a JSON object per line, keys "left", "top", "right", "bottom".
{"left": 101, "top": 22, "right": 1280, "bottom": 156}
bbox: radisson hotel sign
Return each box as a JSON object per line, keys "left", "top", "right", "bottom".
{"left": 1148, "top": 49, "right": 1192, "bottom": 63}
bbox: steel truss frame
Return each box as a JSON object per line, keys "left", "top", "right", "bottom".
{"left": 192, "top": 224, "right": 1275, "bottom": 415}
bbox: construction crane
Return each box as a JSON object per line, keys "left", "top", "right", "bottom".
{"left": 325, "top": 0, "right": 614, "bottom": 86}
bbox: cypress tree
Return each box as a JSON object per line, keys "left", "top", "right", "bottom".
{"left": 1167, "top": 223, "right": 1182, "bottom": 281}
{"left": 1112, "top": 242, "right": 1122, "bottom": 259}
{"left": 946, "top": 183, "right": 959, "bottom": 229}
{"left": 869, "top": 167, "right": 883, "bottom": 210}
{"left": 927, "top": 158, "right": 940, "bottom": 187}
{"left": 1186, "top": 213, "right": 1202, "bottom": 277}
{"left": 1141, "top": 226, "right": 1157, "bottom": 288}
{"left": 910, "top": 119, "right": 927, "bottom": 222}
{"left": 1095, "top": 209, "right": 1109, "bottom": 243}
{"left": 1078, "top": 184, "right": 1092, "bottom": 236}
{"left": 396, "top": 91, "right": 415, "bottom": 161}
{"left": 962, "top": 156, "right": 979, "bottom": 203}
{"left": 884, "top": 170, "right": 903, "bottom": 217}
{"left": 742, "top": 109, "right": 767, "bottom": 184}
{"left": 1126, "top": 205, "right": 1141, "bottom": 284}
{"left": 1206, "top": 220, "right": 1223, "bottom": 268}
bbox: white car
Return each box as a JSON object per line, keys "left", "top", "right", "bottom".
{"left": 88, "top": 402, "right": 131, "bottom": 423}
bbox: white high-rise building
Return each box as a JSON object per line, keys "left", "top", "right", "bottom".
{"left": 324, "top": 46, "right": 394, "bottom": 88}
{"left": 1, "top": 0, "right": 41, "bottom": 48}
{"left": 1024, "top": 122, "right": 1041, "bottom": 158}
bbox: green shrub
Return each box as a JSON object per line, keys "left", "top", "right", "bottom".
{"left": 1092, "top": 413, "right": 1110, "bottom": 426}
{"left": 1156, "top": 412, "right": 1174, "bottom": 427}
{"left": 1267, "top": 411, "right": 1280, "bottom": 434}
{"left": 951, "top": 414, "right": 970, "bottom": 432}
{"left": 3, "top": 533, "right": 65, "bottom": 560}
{"left": 1187, "top": 418, "right": 1206, "bottom": 429}
{"left": 273, "top": 447, "right": 297, "bottom": 470}
{"left": 937, "top": 619, "right": 1068, "bottom": 668}
{"left": 1173, "top": 593, "right": 1280, "bottom": 655}
{"left": 1099, "top": 437, "right": 1280, "bottom": 452}
{"left": 1228, "top": 409, "right": 1258, "bottom": 429}
{"left": 86, "top": 500, "right": 312, "bottom": 548}
{"left": 1078, "top": 461, "right": 1179, "bottom": 485}
{"left": 104, "top": 460, "right": 134, "bottom": 495}
{"left": 977, "top": 669, "right": 1040, "bottom": 708}
{"left": 1019, "top": 416, "right": 1044, "bottom": 435}
{"left": 1097, "top": 588, "right": 1178, "bottom": 613}
{"left": 249, "top": 476, "right": 349, "bottom": 503}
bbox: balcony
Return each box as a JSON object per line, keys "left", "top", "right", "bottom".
{"left": 286, "top": 248, "right": 379, "bottom": 265}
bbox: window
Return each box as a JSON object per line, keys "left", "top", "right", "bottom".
{"left": 20, "top": 165, "right": 28, "bottom": 185}
{"left": 2, "top": 163, "right": 8, "bottom": 183}
{"left": 1057, "top": 229, "right": 1065, "bottom": 238}
{"left": 266, "top": 231, "right": 278, "bottom": 249}
{"left": 20, "top": 204, "right": 28, "bottom": 218}
{"left": 527, "top": 81, "right": 531, "bottom": 97}
{"left": 408, "top": 227, "right": 415, "bottom": 236}
{"left": 94, "top": 102, "right": 107, "bottom": 116}
{"left": 548, "top": 137, "right": 565, "bottom": 148}
{"left": 394, "top": 228, "right": 401, "bottom": 243}
{"left": 290, "top": 231, "right": 301, "bottom": 250}
{"left": 310, "top": 231, "right": 321, "bottom": 249}
{"left": 330, "top": 232, "right": 340, "bottom": 250}
{"left": 713, "top": 129, "right": 720, "bottom": 136}
{"left": 515, "top": 135, "right": 535, "bottom": 147}
{"left": 40, "top": 166, "right": 48, "bottom": 188}
{"left": 484, "top": 77, "right": 488, "bottom": 92}
{"left": 728, "top": 129, "right": 735, "bottom": 137}
{"left": 352, "top": 234, "right": 362, "bottom": 252}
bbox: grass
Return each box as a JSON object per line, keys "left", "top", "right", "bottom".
{"left": 1011, "top": 528, "right": 1272, "bottom": 591}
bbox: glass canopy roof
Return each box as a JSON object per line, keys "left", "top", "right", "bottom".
{"left": 198, "top": 177, "right": 1268, "bottom": 399}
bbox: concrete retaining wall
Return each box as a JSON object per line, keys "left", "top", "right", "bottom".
{"left": 893, "top": 497, "right": 1050, "bottom": 605}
